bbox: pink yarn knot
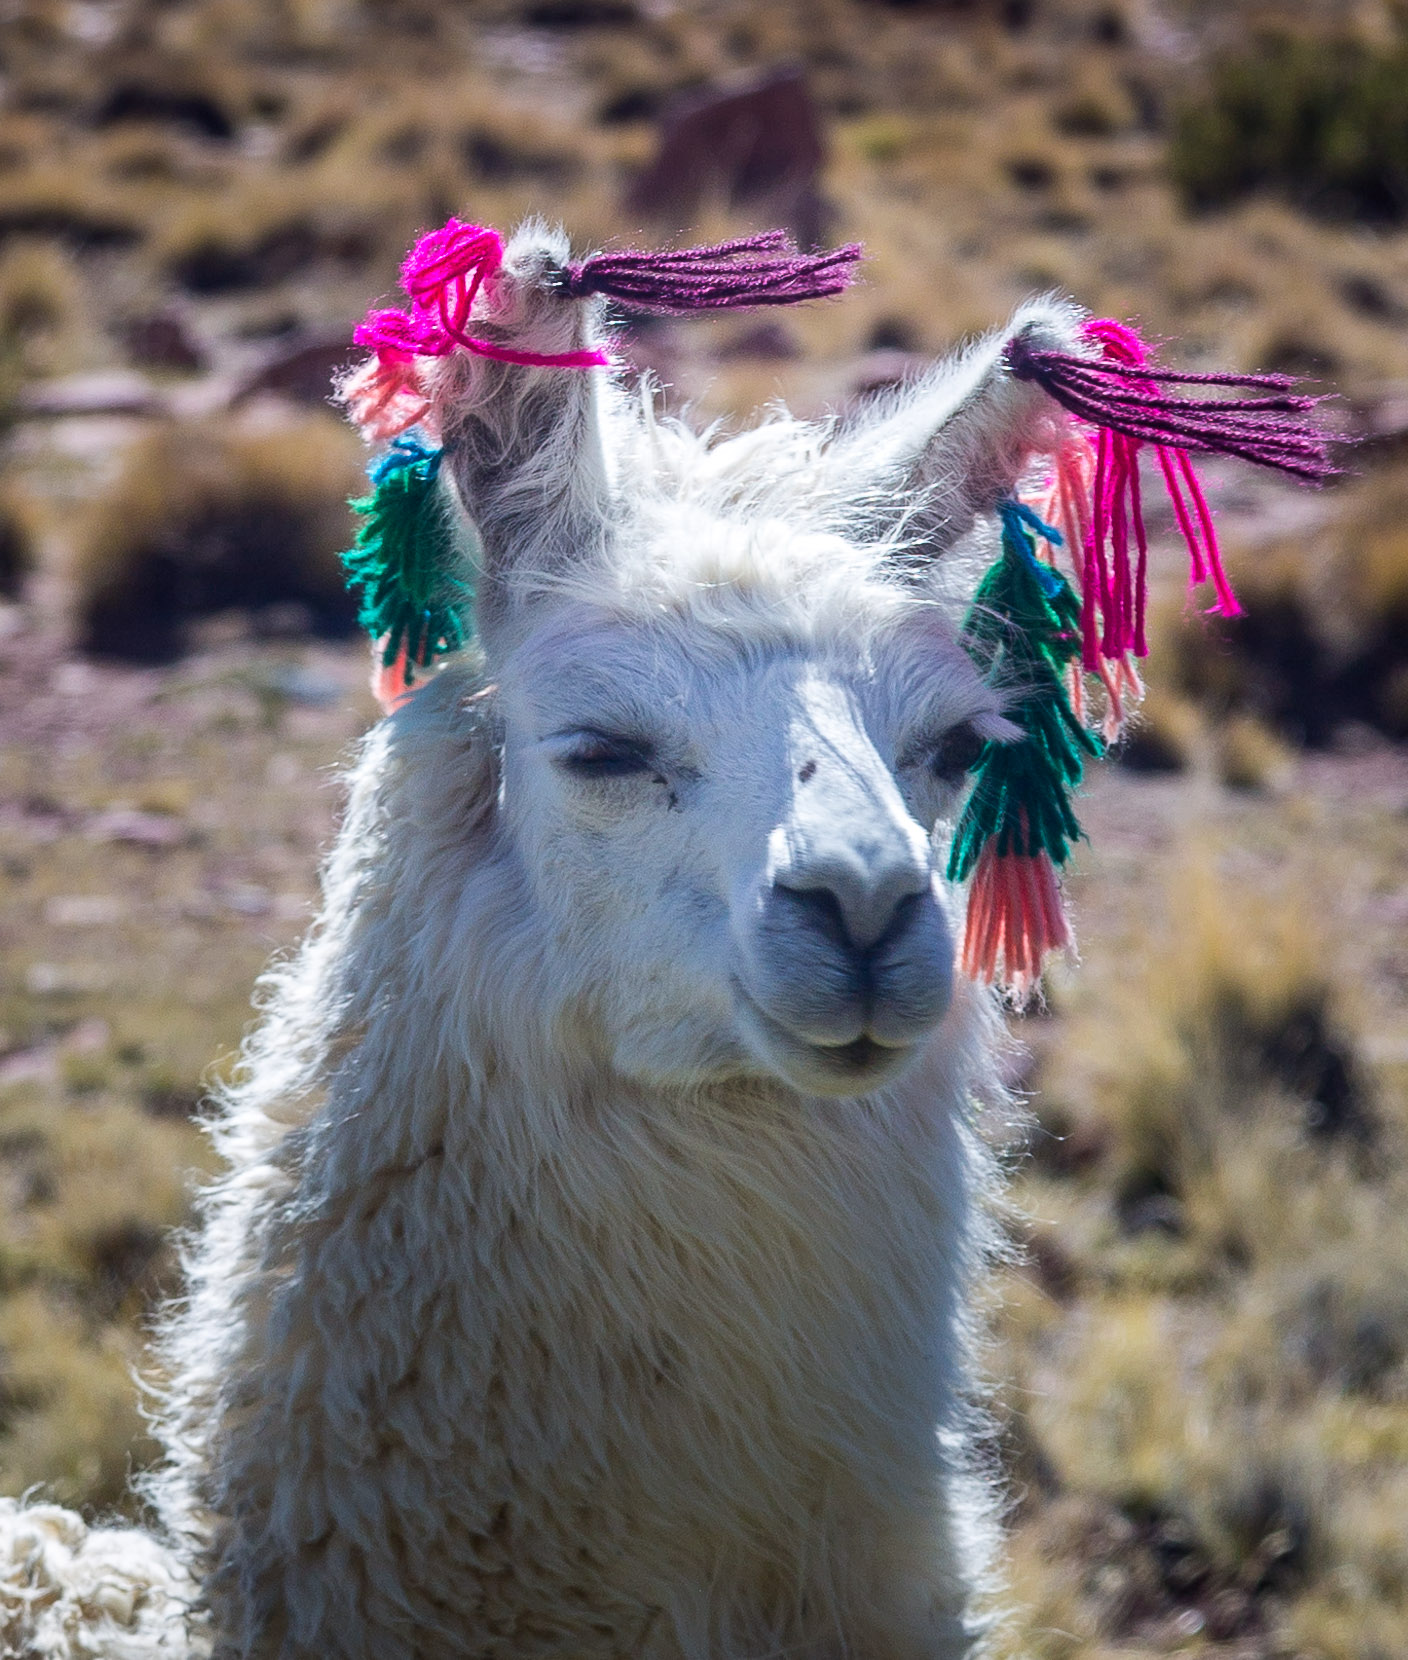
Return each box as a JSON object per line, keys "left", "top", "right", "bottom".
{"left": 346, "top": 217, "right": 610, "bottom": 439}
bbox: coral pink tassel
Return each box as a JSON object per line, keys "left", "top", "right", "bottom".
{"left": 960, "top": 843, "right": 1073, "bottom": 1002}
{"left": 342, "top": 354, "right": 433, "bottom": 444}
{"left": 1035, "top": 421, "right": 1144, "bottom": 735}
{"left": 371, "top": 642, "right": 417, "bottom": 714}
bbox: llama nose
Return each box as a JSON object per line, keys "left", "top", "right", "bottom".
{"left": 774, "top": 832, "right": 932, "bottom": 953}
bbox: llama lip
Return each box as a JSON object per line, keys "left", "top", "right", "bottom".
{"left": 731, "top": 982, "right": 916, "bottom": 1094}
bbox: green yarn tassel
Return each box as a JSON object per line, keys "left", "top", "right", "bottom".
{"left": 342, "top": 434, "right": 473, "bottom": 681}
{"left": 946, "top": 502, "right": 1103, "bottom": 885}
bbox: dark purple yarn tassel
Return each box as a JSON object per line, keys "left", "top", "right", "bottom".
{"left": 561, "top": 231, "right": 862, "bottom": 314}
{"left": 1006, "top": 330, "right": 1339, "bottom": 483}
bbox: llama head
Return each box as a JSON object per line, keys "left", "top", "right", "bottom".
{"left": 356, "top": 222, "right": 1090, "bottom": 1099}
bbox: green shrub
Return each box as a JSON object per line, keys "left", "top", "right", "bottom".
{"left": 1171, "top": 31, "right": 1408, "bottom": 224}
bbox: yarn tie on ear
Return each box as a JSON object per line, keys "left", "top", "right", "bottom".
{"left": 948, "top": 502, "right": 1102, "bottom": 1001}
{"left": 344, "top": 219, "right": 863, "bottom": 443}
{"left": 1008, "top": 318, "right": 1338, "bottom": 676}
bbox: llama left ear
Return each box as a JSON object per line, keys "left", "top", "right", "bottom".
{"left": 830, "top": 296, "right": 1086, "bottom": 562}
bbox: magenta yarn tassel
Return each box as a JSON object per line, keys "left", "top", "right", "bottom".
{"left": 561, "top": 230, "right": 862, "bottom": 313}
{"left": 346, "top": 220, "right": 864, "bottom": 440}
{"left": 354, "top": 218, "right": 609, "bottom": 373}
{"left": 1010, "top": 318, "right": 1338, "bottom": 669}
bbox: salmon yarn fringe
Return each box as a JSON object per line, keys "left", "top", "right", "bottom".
{"left": 370, "top": 643, "right": 417, "bottom": 714}
{"left": 959, "top": 843, "right": 1073, "bottom": 1005}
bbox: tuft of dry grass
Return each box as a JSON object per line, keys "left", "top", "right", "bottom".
{"left": 1213, "top": 713, "right": 1294, "bottom": 792}
{"left": 1165, "top": 457, "right": 1408, "bottom": 745}
{"left": 72, "top": 412, "right": 362, "bottom": 663}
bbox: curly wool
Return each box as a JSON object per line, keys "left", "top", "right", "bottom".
{"left": 0, "top": 1500, "right": 201, "bottom": 1658}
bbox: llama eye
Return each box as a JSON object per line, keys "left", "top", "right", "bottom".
{"left": 930, "top": 722, "right": 985, "bottom": 784}
{"left": 557, "top": 735, "right": 655, "bottom": 779}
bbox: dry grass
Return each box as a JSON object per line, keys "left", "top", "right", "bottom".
{"left": 71, "top": 412, "right": 363, "bottom": 663}
{"left": 0, "top": 635, "right": 375, "bottom": 1517}
{"left": 1166, "top": 458, "right": 1408, "bottom": 744}
{"left": 995, "top": 840, "right": 1408, "bottom": 1658}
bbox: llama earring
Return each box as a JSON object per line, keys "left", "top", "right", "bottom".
{"left": 957, "top": 321, "right": 1336, "bottom": 997}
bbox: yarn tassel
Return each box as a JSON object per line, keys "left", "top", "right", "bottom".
{"left": 340, "top": 435, "right": 472, "bottom": 708}
{"left": 1008, "top": 317, "right": 1338, "bottom": 672}
{"left": 561, "top": 231, "right": 862, "bottom": 313}
{"left": 341, "top": 352, "right": 433, "bottom": 445}
{"left": 949, "top": 502, "right": 1103, "bottom": 1000}
{"left": 345, "top": 220, "right": 863, "bottom": 440}
{"left": 959, "top": 840, "right": 1073, "bottom": 1002}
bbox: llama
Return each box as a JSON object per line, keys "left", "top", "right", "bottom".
{"left": 0, "top": 221, "right": 1332, "bottom": 1660}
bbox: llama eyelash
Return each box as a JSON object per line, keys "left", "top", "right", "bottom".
{"left": 555, "top": 732, "right": 659, "bottom": 779}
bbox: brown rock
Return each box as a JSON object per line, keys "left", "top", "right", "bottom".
{"left": 121, "top": 312, "right": 206, "bottom": 373}
{"left": 231, "top": 334, "right": 357, "bottom": 408}
{"left": 627, "top": 68, "right": 828, "bottom": 249}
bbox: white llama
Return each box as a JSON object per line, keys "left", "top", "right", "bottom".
{"left": 0, "top": 221, "right": 1244, "bottom": 1658}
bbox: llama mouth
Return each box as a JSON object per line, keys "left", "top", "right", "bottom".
{"left": 731, "top": 983, "right": 917, "bottom": 1095}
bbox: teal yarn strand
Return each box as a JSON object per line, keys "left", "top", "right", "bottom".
{"left": 342, "top": 434, "right": 473, "bottom": 680}
{"left": 946, "top": 502, "right": 1103, "bottom": 885}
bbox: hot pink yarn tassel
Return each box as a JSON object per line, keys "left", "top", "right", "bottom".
{"left": 961, "top": 843, "right": 1074, "bottom": 1003}
{"left": 1010, "top": 315, "right": 1337, "bottom": 669}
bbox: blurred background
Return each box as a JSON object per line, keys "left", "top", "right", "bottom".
{"left": 0, "top": 0, "right": 1406, "bottom": 1655}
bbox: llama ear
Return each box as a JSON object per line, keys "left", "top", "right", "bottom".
{"left": 832, "top": 296, "right": 1087, "bottom": 562}
{"left": 423, "top": 222, "right": 617, "bottom": 641}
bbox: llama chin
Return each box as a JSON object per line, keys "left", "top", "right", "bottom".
{"left": 0, "top": 219, "right": 1335, "bottom": 1660}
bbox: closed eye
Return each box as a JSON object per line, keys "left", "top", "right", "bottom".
{"left": 555, "top": 731, "right": 657, "bottom": 779}
{"left": 929, "top": 721, "right": 986, "bottom": 784}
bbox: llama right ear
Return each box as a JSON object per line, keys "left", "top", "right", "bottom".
{"left": 830, "top": 297, "right": 1087, "bottom": 562}
{"left": 422, "top": 223, "right": 618, "bottom": 641}
{"left": 339, "top": 220, "right": 861, "bottom": 695}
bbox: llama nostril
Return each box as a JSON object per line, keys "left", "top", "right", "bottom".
{"left": 798, "top": 759, "right": 818, "bottom": 784}
{"left": 773, "top": 882, "right": 853, "bottom": 956}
